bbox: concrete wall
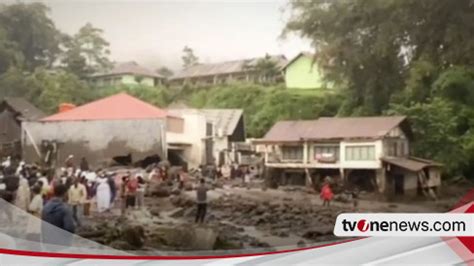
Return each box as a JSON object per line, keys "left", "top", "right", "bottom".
{"left": 285, "top": 55, "right": 327, "bottom": 89}
{"left": 22, "top": 119, "right": 166, "bottom": 168}
{"left": 167, "top": 112, "right": 208, "bottom": 169}
{"left": 265, "top": 139, "right": 384, "bottom": 170}
{"left": 340, "top": 140, "right": 383, "bottom": 169}
{"left": 121, "top": 74, "right": 155, "bottom": 87}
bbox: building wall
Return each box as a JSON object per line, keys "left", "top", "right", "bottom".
{"left": 121, "top": 74, "right": 155, "bottom": 87}
{"left": 22, "top": 119, "right": 166, "bottom": 168}
{"left": 166, "top": 112, "right": 208, "bottom": 169}
{"left": 340, "top": 140, "right": 384, "bottom": 169}
{"left": 266, "top": 139, "right": 383, "bottom": 169}
{"left": 285, "top": 56, "right": 327, "bottom": 89}
{"left": 166, "top": 116, "right": 185, "bottom": 133}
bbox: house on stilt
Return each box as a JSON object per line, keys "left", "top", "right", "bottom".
{"left": 255, "top": 116, "right": 442, "bottom": 197}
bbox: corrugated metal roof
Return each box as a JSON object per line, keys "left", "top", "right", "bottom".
{"left": 168, "top": 108, "right": 243, "bottom": 136}
{"left": 42, "top": 93, "right": 170, "bottom": 121}
{"left": 262, "top": 120, "right": 319, "bottom": 142}
{"left": 3, "top": 97, "right": 46, "bottom": 121}
{"left": 381, "top": 157, "right": 441, "bottom": 172}
{"left": 92, "top": 61, "right": 163, "bottom": 78}
{"left": 262, "top": 116, "right": 407, "bottom": 142}
{"left": 171, "top": 55, "right": 287, "bottom": 80}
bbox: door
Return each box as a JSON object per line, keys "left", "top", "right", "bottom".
{"left": 394, "top": 174, "right": 404, "bottom": 195}
{"left": 205, "top": 138, "right": 214, "bottom": 165}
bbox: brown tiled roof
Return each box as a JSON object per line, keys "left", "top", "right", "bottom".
{"left": 3, "top": 97, "right": 46, "bottom": 121}
{"left": 261, "top": 116, "right": 407, "bottom": 142}
{"left": 381, "top": 157, "right": 442, "bottom": 172}
{"left": 92, "top": 61, "right": 164, "bottom": 78}
{"left": 171, "top": 55, "right": 287, "bottom": 80}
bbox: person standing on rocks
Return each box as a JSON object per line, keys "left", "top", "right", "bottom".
{"left": 320, "top": 177, "right": 334, "bottom": 207}
{"left": 126, "top": 175, "right": 138, "bottom": 210}
{"left": 195, "top": 178, "right": 208, "bottom": 224}
{"left": 135, "top": 174, "right": 146, "bottom": 209}
{"left": 96, "top": 175, "right": 111, "bottom": 213}
{"left": 68, "top": 178, "right": 87, "bottom": 226}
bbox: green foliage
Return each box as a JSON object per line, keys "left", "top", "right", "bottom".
{"left": 182, "top": 83, "right": 341, "bottom": 137}
{"left": 0, "top": 3, "right": 61, "bottom": 70}
{"left": 253, "top": 54, "right": 281, "bottom": 84}
{"left": 61, "top": 23, "right": 112, "bottom": 78}
{"left": 182, "top": 46, "right": 199, "bottom": 68}
{"left": 96, "top": 85, "right": 171, "bottom": 108}
{"left": 387, "top": 98, "right": 466, "bottom": 176}
{"left": 36, "top": 70, "right": 95, "bottom": 113}
{"left": 285, "top": 0, "right": 474, "bottom": 114}
{"left": 156, "top": 67, "right": 174, "bottom": 78}
{"left": 432, "top": 66, "right": 474, "bottom": 106}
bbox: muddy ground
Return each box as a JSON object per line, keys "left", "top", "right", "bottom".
{"left": 75, "top": 179, "right": 469, "bottom": 253}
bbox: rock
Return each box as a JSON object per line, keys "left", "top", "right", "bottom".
{"left": 150, "top": 207, "right": 160, "bottom": 217}
{"left": 109, "top": 240, "right": 135, "bottom": 250}
{"left": 151, "top": 185, "right": 171, "bottom": 197}
{"left": 297, "top": 240, "right": 306, "bottom": 247}
{"left": 184, "top": 182, "right": 194, "bottom": 191}
{"left": 151, "top": 225, "right": 217, "bottom": 250}
{"left": 302, "top": 226, "right": 334, "bottom": 240}
{"left": 122, "top": 225, "right": 146, "bottom": 248}
{"left": 171, "top": 188, "right": 181, "bottom": 196}
{"left": 169, "top": 208, "right": 185, "bottom": 218}
{"left": 278, "top": 230, "right": 290, "bottom": 237}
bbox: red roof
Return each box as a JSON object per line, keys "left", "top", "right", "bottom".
{"left": 42, "top": 93, "right": 169, "bottom": 121}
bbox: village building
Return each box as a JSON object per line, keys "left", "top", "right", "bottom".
{"left": 169, "top": 55, "right": 287, "bottom": 86}
{"left": 89, "top": 61, "right": 166, "bottom": 87}
{"left": 167, "top": 108, "right": 246, "bottom": 168}
{"left": 256, "top": 116, "right": 442, "bottom": 197}
{"left": 0, "top": 98, "right": 45, "bottom": 158}
{"left": 22, "top": 93, "right": 183, "bottom": 168}
{"left": 283, "top": 52, "right": 332, "bottom": 90}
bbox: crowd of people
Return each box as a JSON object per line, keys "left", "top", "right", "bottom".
{"left": 0, "top": 155, "right": 177, "bottom": 247}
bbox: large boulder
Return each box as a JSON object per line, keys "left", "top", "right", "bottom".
{"left": 122, "top": 225, "right": 146, "bottom": 249}
{"left": 150, "top": 224, "right": 217, "bottom": 250}
{"left": 150, "top": 184, "right": 171, "bottom": 197}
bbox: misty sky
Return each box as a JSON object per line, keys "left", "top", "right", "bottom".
{"left": 43, "top": 0, "right": 312, "bottom": 71}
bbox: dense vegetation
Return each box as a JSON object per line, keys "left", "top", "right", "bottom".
{"left": 0, "top": 2, "right": 473, "bottom": 179}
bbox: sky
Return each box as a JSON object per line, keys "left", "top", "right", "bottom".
{"left": 42, "top": 0, "right": 312, "bottom": 71}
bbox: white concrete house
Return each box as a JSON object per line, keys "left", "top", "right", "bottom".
{"left": 167, "top": 108, "right": 245, "bottom": 169}
{"left": 257, "top": 116, "right": 442, "bottom": 196}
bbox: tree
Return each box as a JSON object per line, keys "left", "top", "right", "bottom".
{"left": 0, "top": 27, "right": 22, "bottom": 75}
{"left": 182, "top": 46, "right": 199, "bottom": 68}
{"left": 387, "top": 98, "right": 466, "bottom": 176}
{"left": 0, "top": 3, "right": 61, "bottom": 70}
{"left": 284, "top": 0, "right": 474, "bottom": 114}
{"left": 61, "top": 23, "right": 112, "bottom": 77}
{"left": 156, "top": 66, "right": 174, "bottom": 78}
{"left": 253, "top": 54, "right": 281, "bottom": 84}
{"left": 35, "top": 70, "right": 96, "bottom": 113}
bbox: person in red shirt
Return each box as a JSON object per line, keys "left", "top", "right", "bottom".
{"left": 320, "top": 177, "right": 334, "bottom": 207}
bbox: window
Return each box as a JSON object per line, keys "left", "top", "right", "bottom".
{"left": 281, "top": 146, "right": 304, "bottom": 161}
{"left": 345, "top": 145, "right": 376, "bottom": 161}
{"left": 314, "top": 145, "right": 339, "bottom": 161}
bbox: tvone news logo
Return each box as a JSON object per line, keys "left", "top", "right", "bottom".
{"left": 342, "top": 219, "right": 370, "bottom": 232}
